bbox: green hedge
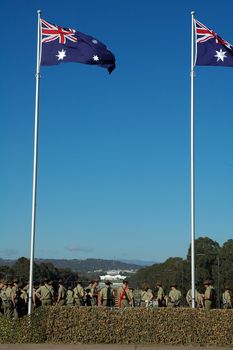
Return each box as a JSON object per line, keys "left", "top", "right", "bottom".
{"left": 1, "top": 307, "right": 233, "bottom": 346}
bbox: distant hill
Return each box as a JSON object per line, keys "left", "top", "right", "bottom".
{"left": 0, "top": 258, "right": 140, "bottom": 273}
{"left": 119, "top": 259, "right": 155, "bottom": 266}
{"left": 0, "top": 258, "right": 14, "bottom": 267}
{"left": 35, "top": 258, "right": 140, "bottom": 272}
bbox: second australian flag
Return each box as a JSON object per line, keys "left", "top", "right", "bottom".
{"left": 195, "top": 19, "right": 233, "bottom": 67}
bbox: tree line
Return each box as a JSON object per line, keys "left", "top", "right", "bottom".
{"left": 129, "top": 237, "right": 233, "bottom": 300}
{"left": 0, "top": 236, "right": 232, "bottom": 297}
{"left": 0, "top": 257, "right": 78, "bottom": 285}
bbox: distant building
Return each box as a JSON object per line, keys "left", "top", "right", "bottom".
{"left": 100, "top": 274, "right": 127, "bottom": 281}
{"left": 106, "top": 270, "right": 121, "bottom": 275}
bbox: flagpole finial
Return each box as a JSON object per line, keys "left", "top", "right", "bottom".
{"left": 191, "top": 11, "right": 195, "bottom": 16}
{"left": 37, "top": 9, "right": 41, "bottom": 15}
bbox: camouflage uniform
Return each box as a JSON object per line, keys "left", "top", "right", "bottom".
{"left": 186, "top": 288, "right": 203, "bottom": 308}
{"left": 73, "top": 282, "right": 84, "bottom": 306}
{"left": 89, "top": 280, "right": 99, "bottom": 306}
{"left": 222, "top": 288, "right": 232, "bottom": 309}
{"left": 204, "top": 280, "right": 215, "bottom": 310}
{"left": 57, "top": 281, "right": 67, "bottom": 305}
{"left": 1, "top": 282, "right": 13, "bottom": 318}
{"left": 140, "top": 287, "right": 153, "bottom": 307}
{"left": 66, "top": 287, "right": 75, "bottom": 307}
{"left": 11, "top": 281, "right": 21, "bottom": 319}
{"left": 118, "top": 280, "right": 133, "bottom": 308}
{"left": 36, "top": 281, "right": 54, "bottom": 306}
{"left": 100, "top": 282, "right": 115, "bottom": 307}
{"left": 167, "top": 284, "right": 182, "bottom": 307}
{"left": 157, "top": 287, "right": 165, "bottom": 301}
{"left": 156, "top": 283, "right": 165, "bottom": 307}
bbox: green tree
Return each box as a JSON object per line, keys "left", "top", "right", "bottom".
{"left": 38, "top": 262, "right": 59, "bottom": 281}
{"left": 11, "top": 257, "right": 41, "bottom": 282}
{"left": 0, "top": 265, "right": 14, "bottom": 281}
{"left": 187, "top": 236, "right": 220, "bottom": 287}
{"left": 219, "top": 239, "right": 233, "bottom": 289}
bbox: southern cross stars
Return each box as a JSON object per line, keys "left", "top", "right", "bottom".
{"left": 214, "top": 49, "right": 227, "bottom": 62}
{"left": 93, "top": 55, "right": 99, "bottom": 62}
{"left": 56, "top": 49, "right": 66, "bottom": 60}
{"left": 56, "top": 50, "right": 100, "bottom": 63}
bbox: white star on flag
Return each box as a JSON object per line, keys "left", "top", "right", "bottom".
{"left": 214, "top": 49, "right": 227, "bottom": 62}
{"left": 56, "top": 49, "right": 66, "bottom": 60}
{"left": 93, "top": 55, "right": 100, "bottom": 62}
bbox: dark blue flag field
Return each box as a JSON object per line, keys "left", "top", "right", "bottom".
{"left": 195, "top": 19, "right": 233, "bottom": 67}
{"left": 40, "top": 18, "right": 116, "bottom": 73}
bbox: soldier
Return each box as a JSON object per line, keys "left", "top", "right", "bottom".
{"left": 66, "top": 286, "right": 75, "bottom": 307}
{"left": 99, "top": 280, "right": 115, "bottom": 307}
{"left": 167, "top": 283, "right": 182, "bottom": 307}
{"left": 118, "top": 279, "right": 133, "bottom": 308}
{"left": 83, "top": 288, "right": 92, "bottom": 306}
{"left": 129, "top": 287, "right": 135, "bottom": 307}
{"left": 203, "top": 279, "right": 215, "bottom": 310}
{"left": 33, "top": 282, "right": 41, "bottom": 309}
{"left": 89, "top": 279, "right": 99, "bottom": 306}
{"left": 22, "top": 282, "right": 29, "bottom": 304}
{"left": 140, "top": 283, "right": 153, "bottom": 307}
{"left": 155, "top": 281, "right": 165, "bottom": 307}
{"left": 56, "top": 280, "right": 67, "bottom": 306}
{"left": 11, "top": 279, "right": 21, "bottom": 319}
{"left": 15, "top": 282, "right": 27, "bottom": 317}
{"left": 73, "top": 279, "right": 84, "bottom": 306}
{"left": 0, "top": 280, "right": 6, "bottom": 315}
{"left": 186, "top": 285, "right": 203, "bottom": 308}
{"left": 36, "top": 279, "right": 54, "bottom": 306}
{"left": 222, "top": 286, "right": 232, "bottom": 309}
{"left": 0, "top": 281, "right": 13, "bottom": 318}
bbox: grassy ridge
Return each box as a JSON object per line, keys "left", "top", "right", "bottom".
{"left": 0, "top": 307, "right": 233, "bottom": 346}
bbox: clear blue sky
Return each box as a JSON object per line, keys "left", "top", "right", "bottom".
{"left": 1, "top": 0, "right": 233, "bottom": 262}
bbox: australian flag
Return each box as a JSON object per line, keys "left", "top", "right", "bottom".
{"left": 195, "top": 19, "right": 233, "bottom": 67}
{"left": 40, "top": 18, "right": 116, "bottom": 73}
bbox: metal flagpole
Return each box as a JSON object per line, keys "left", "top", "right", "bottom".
{"left": 28, "top": 9, "right": 42, "bottom": 316}
{"left": 190, "top": 10, "right": 196, "bottom": 309}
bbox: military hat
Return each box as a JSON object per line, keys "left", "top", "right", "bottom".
{"left": 105, "top": 280, "right": 112, "bottom": 285}
{"left": 224, "top": 286, "right": 230, "bottom": 290}
{"left": 170, "top": 283, "right": 177, "bottom": 288}
{"left": 90, "top": 279, "right": 99, "bottom": 284}
{"left": 77, "top": 279, "right": 82, "bottom": 283}
{"left": 203, "top": 279, "right": 211, "bottom": 285}
{"left": 123, "top": 279, "right": 128, "bottom": 284}
{"left": 156, "top": 281, "right": 162, "bottom": 286}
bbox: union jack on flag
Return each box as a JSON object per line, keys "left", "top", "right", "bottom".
{"left": 41, "top": 19, "right": 78, "bottom": 44}
{"left": 194, "top": 18, "right": 233, "bottom": 67}
{"left": 40, "top": 18, "right": 115, "bottom": 73}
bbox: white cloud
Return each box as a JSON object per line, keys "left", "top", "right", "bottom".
{"left": 65, "top": 246, "right": 93, "bottom": 253}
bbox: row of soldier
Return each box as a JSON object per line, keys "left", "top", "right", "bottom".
{"left": 0, "top": 278, "right": 232, "bottom": 318}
